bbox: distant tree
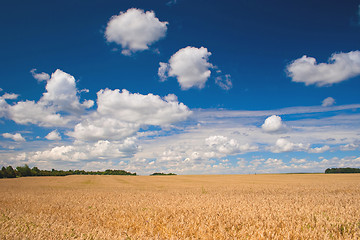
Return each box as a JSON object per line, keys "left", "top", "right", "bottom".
{"left": 150, "top": 172, "right": 177, "bottom": 176}
{"left": 31, "top": 167, "right": 41, "bottom": 176}
{"left": 1, "top": 166, "right": 7, "bottom": 178}
{"left": 0, "top": 165, "right": 137, "bottom": 178}
{"left": 6, "top": 166, "right": 17, "bottom": 178}
{"left": 325, "top": 168, "right": 360, "bottom": 174}
{"left": 16, "top": 165, "right": 32, "bottom": 177}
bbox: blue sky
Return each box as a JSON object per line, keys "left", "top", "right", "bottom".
{"left": 0, "top": 0, "right": 360, "bottom": 174}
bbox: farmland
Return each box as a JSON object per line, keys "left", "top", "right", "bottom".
{"left": 0, "top": 174, "right": 359, "bottom": 239}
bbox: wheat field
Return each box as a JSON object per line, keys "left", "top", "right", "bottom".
{"left": 0, "top": 174, "right": 359, "bottom": 239}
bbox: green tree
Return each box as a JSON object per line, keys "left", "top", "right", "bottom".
{"left": 6, "top": 166, "right": 16, "bottom": 178}
{"left": 31, "top": 166, "right": 41, "bottom": 176}
{"left": 16, "top": 164, "right": 32, "bottom": 177}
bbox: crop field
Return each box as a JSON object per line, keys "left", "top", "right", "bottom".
{"left": 0, "top": 174, "right": 359, "bottom": 239}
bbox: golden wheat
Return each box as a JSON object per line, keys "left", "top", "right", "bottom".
{"left": 0, "top": 174, "right": 359, "bottom": 239}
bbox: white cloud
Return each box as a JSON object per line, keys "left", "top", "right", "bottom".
{"left": 30, "top": 138, "right": 139, "bottom": 163}
{"left": 167, "top": 46, "right": 213, "bottom": 90}
{"left": 158, "top": 62, "right": 170, "bottom": 82}
{"left": 6, "top": 69, "right": 93, "bottom": 127}
{"left": 264, "top": 158, "right": 284, "bottom": 168}
{"left": 270, "top": 138, "right": 330, "bottom": 153}
{"left": 30, "top": 69, "right": 50, "bottom": 82}
{"left": 215, "top": 74, "right": 232, "bottom": 90}
{"left": 2, "top": 93, "right": 18, "bottom": 100}
{"left": 45, "top": 130, "right": 61, "bottom": 141}
{"left": 8, "top": 100, "right": 67, "bottom": 127}
{"left": 270, "top": 138, "right": 309, "bottom": 153}
{"left": 67, "top": 89, "right": 191, "bottom": 142}
{"left": 40, "top": 69, "right": 94, "bottom": 113}
{"left": 96, "top": 89, "right": 191, "bottom": 126}
{"left": 340, "top": 143, "right": 359, "bottom": 151}
{"left": 261, "top": 115, "right": 286, "bottom": 133}
{"left": 68, "top": 117, "right": 140, "bottom": 141}
{"left": 160, "top": 46, "right": 232, "bottom": 90}
{"left": 2, "top": 133, "right": 25, "bottom": 142}
{"left": 105, "top": 8, "right": 168, "bottom": 55}
{"left": 322, "top": 97, "right": 335, "bottom": 107}
{"left": 205, "top": 135, "right": 258, "bottom": 155}
{"left": 287, "top": 51, "right": 360, "bottom": 86}
{"left": 290, "top": 158, "right": 307, "bottom": 164}
{"left": 308, "top": 145, "right": 330, "bottom": 153}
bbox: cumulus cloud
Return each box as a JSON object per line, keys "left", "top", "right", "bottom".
{"left": 68, "top": 117, "right": 140, "bottom": 141}
{"left": 8, "top": 100, "right": 67, "bottom": 127}
{"left": 322, "top": 97, "right": 335, "bottom": 107}
{"left": 2, "top": 93, "right": 18, "bottom": 100}
{"left": 105, "top": 8, "right": 168, "bottom": 55}
{"left": 2, "top": 133, "right": 25, "bottom": 142}
{"left": 270, "top": 138, "right": 309, "bottom": 153}
{"left": 96, "top": 89, "right": 191, "bottom": 126}
{"left": 159, "top": 46, "right": 232, "bottom": 90}
{"left": 205, "top": 135, "right": 258, "bottom": 155}
{"left": 45, "top": 130, "right": 61, "bottom": 141}
{"left": 286, "top": 51, "right": 360, "bottom": 86}
{"left": 30, "top": 138, "right": 139, "bottom": 163}
{"left": 30, "top": 69, "right": 50, "bottom": 82}
{"left": 308, "top": 145, "right": 330, "bottom": 153}
{"left": 162, "top": 46, "right": 213, "bottom": 90}
{"left": 67, "top": 89, "right": 191, "bottom": 142}
{"left": 261, "top": 115, "right": 286, "bottom": 133}
{"left": 5, "top": 69, "right": 93, "bottom": 127}
{"left": 215, "top": 74, "right": 232, "bottom": 90}
{"left": 40, "top": 69, "right": 94, "bottom": 113}
{"left": 270, "top": 138, "right": 330, "bottom": 153}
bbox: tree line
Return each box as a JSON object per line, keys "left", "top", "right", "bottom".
{"left": 150, "top": 172, "right": 177, "bottom": 176}
{"left": 0, "top": 165, "right": 136, "bottom": 178}
{"left": 325, "top": 168, "right": 360, "bottom": 174}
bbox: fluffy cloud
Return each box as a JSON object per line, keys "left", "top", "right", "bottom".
{"left": 159, "top": 46, "right": 232, "bottom": 90}
{"left": 2, "top": 133, "right": 25, "bottom": 142}
{"left": 261, "top": 115, "right": 286, "bottom": 133}
{"left": 270, "top": 138, "right": 309, "bottom": 153}
{"left": 30, "top": 138, "right": 139, "bottom": 163}
{"left": 308, "top": 145, "right": 330, "bottom": 153}
{"left": 45, "top": 130, "right": 61, "bottom": 141}
{"left": 8, "top": 100, "right": 67, "bottom": 127}
{"left": 287, "top": 51, "right": 360, "bottom": 86}
{"left": 2, "top": 93, "right": 18, "bottom": 100}
{"left": 270, "top": 138, "right": 330, "bottom": 153}
{"left": 68, "top": 89, "right": 191, "bottom": 141}
{"left": 96, "top": 89, "right": 191, "bottom": 126}
{"left": 30, "top": 69, "right": 50, "bottom": 82}
{"left": 205, "top": 135, "right": 258, "bottom": 155}
{"left": 5, "top": 69, "right": 93, "bottom": 127}
{"left": 105, "top": 8, "right": 168, "bottom": 55}
{"left": 160, "top": 46, "right": 213, "bottom": 90}
{"left": 41, "top": 69, "right": 94, "bottom": 113}
{"left": 321, "top": 97, "right": 335, "bottom": 107}
{"left": 68, "top": 117, "right": 140, "bottom": 141}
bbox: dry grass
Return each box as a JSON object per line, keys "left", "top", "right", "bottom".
{"left": 0, "top": 174, "right": 359, "bottom": 239}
